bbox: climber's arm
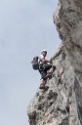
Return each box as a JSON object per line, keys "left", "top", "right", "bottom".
{"left": 42, "top": 58, "right": 51, "bottom": 63}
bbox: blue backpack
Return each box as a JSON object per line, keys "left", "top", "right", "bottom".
{"left": 31, "top": 56, "right": 39, "bottom": 70}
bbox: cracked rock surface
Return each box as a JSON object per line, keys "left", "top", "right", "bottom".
{"left": 27, "top": 0, "right": 82, "bottom": 125}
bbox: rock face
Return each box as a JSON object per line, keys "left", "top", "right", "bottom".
{"left": 27, "top": 0, "right": 82, "bottom": 125}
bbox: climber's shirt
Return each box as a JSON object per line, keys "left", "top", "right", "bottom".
{"left": 40, "top": 54, "right": 45, "bottom": 60}
{"left": 39, "top": 54, "right": 47, "bottom": 64}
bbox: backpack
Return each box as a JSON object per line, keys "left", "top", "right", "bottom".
{"left": 31, "top": 56, "right": 39, "bottom": 70}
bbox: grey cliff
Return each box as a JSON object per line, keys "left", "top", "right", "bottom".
{"left": 27, "top": 0, "right": 82, "bottom": 125}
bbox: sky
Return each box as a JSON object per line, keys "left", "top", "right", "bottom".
{"left": 0, "top": 0, "right": 61, "bottom": 125}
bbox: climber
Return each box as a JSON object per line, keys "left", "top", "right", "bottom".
{"left": 39, "top": 50, "right": 56, "bottom": 89}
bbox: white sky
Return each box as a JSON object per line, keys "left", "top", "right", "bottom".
{"left": 0, "top": 0, "right": 61, "bottom": 125}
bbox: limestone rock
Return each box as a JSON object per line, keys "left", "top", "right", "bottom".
{"left": 27, "top": 0, "right": 82, "bottom": 125}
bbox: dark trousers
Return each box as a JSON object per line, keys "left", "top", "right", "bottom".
{"left": 39, "top": 64, "right": 54, "bottom": 79}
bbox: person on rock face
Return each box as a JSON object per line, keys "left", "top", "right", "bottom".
{"left": 39, "top": 50, "right": 56, "bottom": 89}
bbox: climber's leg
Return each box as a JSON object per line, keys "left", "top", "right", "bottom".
{"left": 45, "top": 64, "right": 56, "bottom": 74}
{"left": 39, "top": 79, "right": 45, "bottom": 89}
{"left": 39, "top": 71, "right": 47, "bottom": 89}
